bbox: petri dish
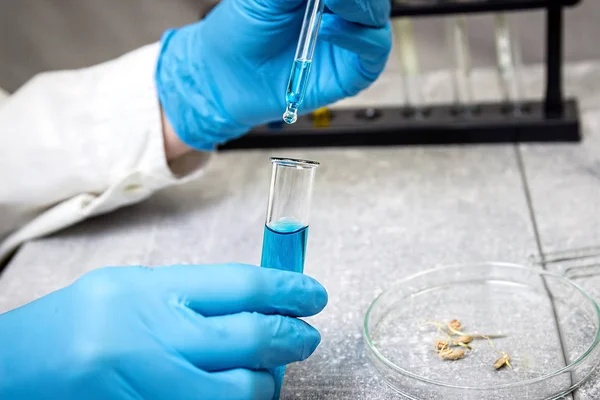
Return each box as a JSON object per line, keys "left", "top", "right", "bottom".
{"left": 363, "top": 262, "right": 600, "bottom": 400}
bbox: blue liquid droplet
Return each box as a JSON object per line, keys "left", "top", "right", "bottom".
{"left": 283, "top": 110, "right": 298, "bottom": 124}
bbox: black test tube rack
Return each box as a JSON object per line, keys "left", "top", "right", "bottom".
{"left": 220, "top": 0, "right": 583, "bottom": 150}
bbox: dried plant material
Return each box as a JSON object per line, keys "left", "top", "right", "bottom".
{"left": 435, "top": 340, "right": 449, "bottom": 351}
{"left": 483, "top": 335, "right": 504, "bottom": 354}
{"left": 471, "top": 334, "right": 507, "bottom": 340}
{"left": 452, "top": 334, "right": 473, "bottom": 350}
{"left": 420, "top": 320, "right": 504, "bottom": 340}
{"left": 422, "top": 321, "right": 452, "bottom": 338}
{"left": 494, "top": 353, "right": 511, "bottom": 369}
{"left": 453, "top": 335, "right": 473, "bottom": 345}
{"left": 484, "top": 335, "right": 512, "bottom": 370}
{"left": 447, "top": 319, "right": 466, "bottom": 336}
{"left": 454, "top": 342, "right": 472, "bottom": 351}
{"left": 423, "top": 319, "right": 514, "bottom": 369}
{"left": 439, "top": 348, "right": 465, "bottom": 360}
{"left": 448, "top": 319, "right": 462, "bottom": 331}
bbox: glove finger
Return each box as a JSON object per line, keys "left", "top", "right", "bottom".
{"left": 315, "top": 14, "right": 391, "bottom": 97}
{"left": 237, "top": 0, "right": 305, "bottom": 15}
{"left": 169, "top": 362, "right": 274, "bottom": 400}
{"left": 154, "top": 264, "right": 328, "bottom": 317}
{"left": 325, "top": 0, "right": 390, "bottom": 27}
{"left": 320, "top": 13, "right": 391, "bottom": 73}
{"left": 121, "top": 352, "right": 273, "bottom": 400}
{"left": 172, "top": 310, "right": 321, "bottom": 371}
{"left": 205, "top": 369, "right": 275, "bottom": 400}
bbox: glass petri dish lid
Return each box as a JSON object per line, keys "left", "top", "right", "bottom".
{"left": 363, "top": 262, "right": 600, "bottom": 400}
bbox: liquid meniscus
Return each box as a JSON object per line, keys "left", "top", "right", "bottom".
{"left": 283, "top": 59, "right": 313, "bottom": 125}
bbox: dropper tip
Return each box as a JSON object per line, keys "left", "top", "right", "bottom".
{"left": 283, "top": 108, "right": 298, "bottom": 124}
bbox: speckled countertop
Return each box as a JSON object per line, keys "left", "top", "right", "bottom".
{"left": 1, "top": 60, "right": 600, "bottom": 399}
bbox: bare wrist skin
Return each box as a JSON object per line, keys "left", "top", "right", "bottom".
{"left": 161, "top": 107, "right": 193, "bottom": 161}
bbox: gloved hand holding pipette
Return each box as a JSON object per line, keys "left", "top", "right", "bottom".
{"left": 157, "top": 0, "right": 392, "bottom": 150}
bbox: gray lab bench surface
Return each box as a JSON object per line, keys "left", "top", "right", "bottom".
{"left": 2, "top": 63, "right": 600, "bottom": 399}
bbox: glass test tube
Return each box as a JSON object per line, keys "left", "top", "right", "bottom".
{"left": 392, "top": 0, "right": 426, "bottom": 114}
{"left": 260, "top": 157, "right": 320, "bottom": 400}
{"left": 494, "top": 13, "right": 525, "bottom": 112}
{"left": 392, "top": 16, "right": 426, "bottom": 116}
{"left": 283, "top": 0, "right": 325, "bottom": 124}
{"left": 447, "top": 15, "right": 475, "bottom": 113}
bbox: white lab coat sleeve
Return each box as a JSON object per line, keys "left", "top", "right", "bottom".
{"left": 0, "top": 43, "right": 211, "bottom": 263}
{"left": 0, "top": 88, "right": 8, "bottom": 105}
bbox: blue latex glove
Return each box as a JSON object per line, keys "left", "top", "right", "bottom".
{"left": 156, "top": 0, "right": 392, "bottom": 150}
{"left": 0, "top": 264, "right": 328, "bottom": 400}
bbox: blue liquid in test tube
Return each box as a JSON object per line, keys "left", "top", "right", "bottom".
{"left": 260, "top": 157, "right": 320, "bottom": 400}
{"left": 261, "top": 221, "right": 308, "bottom": 398}
{"left": 262, "top": 221, "right": 308, "bottom": 274}
{"left": 283, "top": 0, "right": 325, "bottom": 124}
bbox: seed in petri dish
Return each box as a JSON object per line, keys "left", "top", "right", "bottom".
{"left": 435, "top": 340, "right": 449, "bottom": 351}
{"left": 453, "top": 335, "right": 473, "bottom": 345}
{"left": 494, "top": 353, "right": 512, "bottom": 369}
{"left": 439, "top": 348, "right": 466, "bottom": 360}
{"left": 448, "top": 319, "right": 463, "bottom": 333}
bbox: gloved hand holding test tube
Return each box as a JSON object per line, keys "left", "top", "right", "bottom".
{"left": 260, "top": 158, "right": 320, "bottom": 399}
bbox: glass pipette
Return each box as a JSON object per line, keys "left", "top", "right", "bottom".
{"left": 283, "top": 0, "right": 325, "bottom": 124}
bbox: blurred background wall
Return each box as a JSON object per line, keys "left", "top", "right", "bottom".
{"left": 0, "top": 0, "right": 598, "bottom": 93}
